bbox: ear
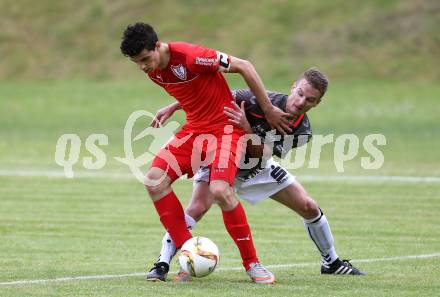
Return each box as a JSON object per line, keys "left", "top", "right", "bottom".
{"left": 155, "top": 41, "right": 161, "bottom": 49}
{"left": 291, "top": 82, "right": 296, "bottom": 92}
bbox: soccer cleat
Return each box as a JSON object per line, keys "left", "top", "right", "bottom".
{"left": 246, "top": 262, "right": 276, "bottom": 284}
{"left": 321, "top": 259, "right": 364, "bottom": 275}
{"left": 146, "top": 262, "right": 169, "bottom": 282}
{"left": 173, "top": 270, "right": 192, "bottom": 283}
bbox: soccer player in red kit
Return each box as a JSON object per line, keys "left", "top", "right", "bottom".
{"left": 120, "top": 23, "right": 291, "bottom": 283}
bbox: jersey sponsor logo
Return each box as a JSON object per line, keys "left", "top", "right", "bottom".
{"left": 217, "top": 51, "right": 230, "bottom": 72}
{"left": 171, "top": 64, "right": 187, "bottom": 80}
{"left": 270, "top": 165, "right": 288, "bottom": 184}
{"left": 195, "top": 57, "right": 217, "bottom": 66}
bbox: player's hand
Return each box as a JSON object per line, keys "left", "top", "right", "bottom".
{"left": 150, "top": 104, "right": 178, "bottom": 128}
{"left": 224, "top": 101, "right": 253, "bottom": 133}
{"left": 265, "top": 106, "right": 292, "bottom": 135}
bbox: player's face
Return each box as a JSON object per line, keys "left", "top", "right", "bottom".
{"left": 130, "top": 44, "right": 161, "bottom": 74}
{"left": 286, "top": 78, "right": 322, "bottom": 116}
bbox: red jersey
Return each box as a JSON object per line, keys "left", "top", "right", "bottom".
{"left": 148, "top": 42, "right": 236, "bottom": 132}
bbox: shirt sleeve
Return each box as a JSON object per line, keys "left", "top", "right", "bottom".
{"left": 185, "top": 44, "right": 231, "bottom": 73}
{"left": 233, "top": 89, "right": 254, "bottom": 105}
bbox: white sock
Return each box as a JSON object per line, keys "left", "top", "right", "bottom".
{"left": 157, "top": 213, "right": 197, "bottom": 264}
{"left": 303, "top": 210, "right": 338, "bottom": 264}
{"left": 184, "top": 213, "right": 197, "bottom": 230}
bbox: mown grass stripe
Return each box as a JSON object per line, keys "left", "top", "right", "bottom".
{"left": 1, "top": 252, "right": 439, "bottom": 286}
{"left": 1, "top": 170, "right": 440, "bottom": 183}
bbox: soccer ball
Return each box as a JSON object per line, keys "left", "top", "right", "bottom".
{"left": 178, "top": 236, "right": 219, "bottom": 277}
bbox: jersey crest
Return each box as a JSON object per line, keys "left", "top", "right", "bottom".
{"left": 171, "top": 64, "right": 187, "bottom": 80}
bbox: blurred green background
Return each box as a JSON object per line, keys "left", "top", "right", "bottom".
{"left": 0, "top": 0, "right": 439, "bottom": 176}
{"left": 1, "top": 0, "right": 438, "bottom": 81}
{"left": 1, "top": 2, "right": 440, "bottom": 296}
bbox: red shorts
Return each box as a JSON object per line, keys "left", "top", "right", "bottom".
{"left": 151, "top": 125, "right": 245, "bottom": 186}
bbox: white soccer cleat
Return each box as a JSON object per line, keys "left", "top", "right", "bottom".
{"left": 246, "top": 262, "right": 276, "bottom": 284}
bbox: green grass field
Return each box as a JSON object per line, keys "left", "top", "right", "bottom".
{"left": 1, "top": 1, "right": 439, "bottom": 295}
{"left": 1, "top": 79, "right": 439, "bottom": 296}
{"left": 1, "top": 0, "right": 438, "bottom": 81}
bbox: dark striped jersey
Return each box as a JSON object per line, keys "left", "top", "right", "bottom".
{"left": 232, "top": 89, "right": 312, "bottom": 159}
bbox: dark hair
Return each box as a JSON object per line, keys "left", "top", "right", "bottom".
{"left": 120, "top": 22, "right": 158, "bottom": 57}
{"left": 298, "top": 68, "right": 329, "bottom": 97}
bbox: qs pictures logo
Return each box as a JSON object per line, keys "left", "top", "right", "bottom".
{"left": 54, "top": 110, "right": 180, "bottom": 185}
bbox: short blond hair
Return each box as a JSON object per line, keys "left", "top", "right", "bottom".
{"left": 298, "top": 68, "right": 329, "bottom": 97}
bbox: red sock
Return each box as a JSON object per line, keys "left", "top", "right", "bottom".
{"left": 222, "top": 202, "right": 258, "bottom": 270}
{"left": 153, "top": 191, "right": 192, "bottom": 248}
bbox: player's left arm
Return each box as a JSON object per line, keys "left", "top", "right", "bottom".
{"left": 185, "top": 45, "right": 290, "bottom": 134}
{"left": 150, "top": 102, "right": 181, "bottom": 128}
{"left": 225, "top": 56, "right": 292, "bottom": 134}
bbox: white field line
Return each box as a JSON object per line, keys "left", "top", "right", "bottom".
{"left": 1, "top": 169, "right": 440, "bottom": 183}
{"left": 1, "top": 252, "right": 439, "bottom": 286}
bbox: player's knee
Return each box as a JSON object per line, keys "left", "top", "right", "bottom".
{"left": 144, "top": 168, "right": 171, "bottom": 199}
{"left": 211, "top": 186, "right": 237, "bottom": 211}
{"left": 301, "top": 197, "right": 320, "bottom": 219}
{"left": 209, "top": 182, "right": 226, "bottom": 199}
{"left": 186, "top": 201, "right": 210, "bottom": 221}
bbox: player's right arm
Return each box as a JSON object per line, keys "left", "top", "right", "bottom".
{"left": 150, "top": 102, "right": 181, "bottom": 128}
